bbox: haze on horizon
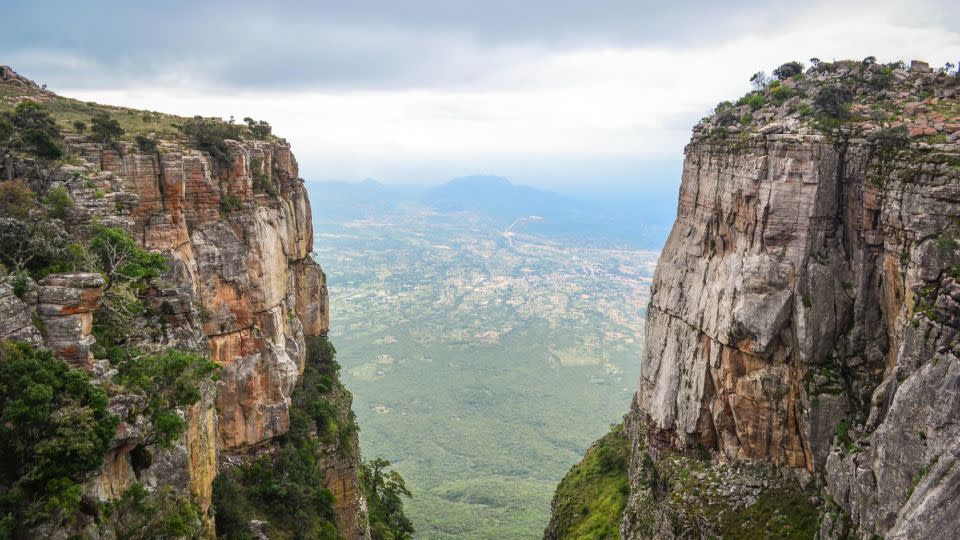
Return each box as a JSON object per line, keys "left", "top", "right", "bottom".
{"left": 3, "top": 0, "right": 958, "bottom": 193}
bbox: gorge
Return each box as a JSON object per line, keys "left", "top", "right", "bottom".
{"left": 1, "top": 53, "right": 959, "bottom": 540}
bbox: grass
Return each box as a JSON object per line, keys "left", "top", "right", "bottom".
{"left": 545, "top": 425, "right": 631, "bottom": 540}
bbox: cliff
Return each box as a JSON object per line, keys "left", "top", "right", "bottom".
{"left": 0, "top": 67, "right": 368, "bottom": 539}
{"left": 549, "top": 59, "right": 960, "bottom": 539}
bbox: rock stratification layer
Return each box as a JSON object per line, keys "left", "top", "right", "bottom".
{"left": 617, "top": 59, "right": 959, "bottom": 539}
{"left": 0, "top": 67, "right": 367, "bottom": 538}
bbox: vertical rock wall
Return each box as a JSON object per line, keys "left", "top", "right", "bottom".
{"left": 622, "top": 127, "right": 959, "bottom": 538}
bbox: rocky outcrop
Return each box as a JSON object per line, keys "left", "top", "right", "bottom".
{"left": 616, "top": 60, "right": 960, "bottom": 539}
{"left": 0, "top": 67, "right": 368, "bottom": 538}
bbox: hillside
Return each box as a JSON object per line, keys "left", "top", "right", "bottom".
{"left": 0, "top": 66, "right": 409, "bottom": 539}
{"left": 548, "top": 58, "right": 960, "bottom": 539}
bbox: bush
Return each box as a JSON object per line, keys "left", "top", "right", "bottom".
{"left": 738, "top": 93, "right": 766, "bottom": 111}
{"left": 107, "top": 483, "right": 204, "bottom": 540}
{"left": 72, "top": 120, "right": 86, "bottom": 133}
{"left": 219, "top": 192, "right": 243, "bottom": 213}
{"left": 89, "top": 224, "right": 167, "bottom": 291}
{"left": 179, "top": 116, "right": 242, "bottom": 165}
{"left": 0, "top": 341, "right": 118, "bottom": 534}
{"left": 773, "top": 61, "right": 804, "bottom": 80}
{"left": 134, "top": 135, "right": 158, "bottom": 153}
{"left": 814, "top": 85, "right": 853, "bottom": 119}
{"left": 43, "top": 186, "right": 73, "bottom": 220}
{"left": 0, "top": 209, "right": 69, "bottom": 275}
{"left": 361, "top": 458, "right": 414, "bottom": 540}
{"left": 0, "top": 103, "right": 63, "bottom": 172}
{"left": 243, "top": 117, "right": 272, "bottom": 139}
{"left": 114, "top": 349, "right": 219, "bottom": 446}
{"left": 90, "top": 113, "right": 125, "bottom": 144}
{"left": 0, "top": 179, "right": 37, "bottom": 219}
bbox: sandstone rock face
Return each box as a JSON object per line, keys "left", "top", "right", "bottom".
{"left": 0, "top": 135, "right": 367, "bottom": 536}
{"left": 621, "top": 61, "right": 960, "bottom": 539}
{"left": 35, "top": 273, "right": 105, "bottom": 369}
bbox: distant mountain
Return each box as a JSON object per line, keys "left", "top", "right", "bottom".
{"left": 305, "top": 179, "right": 423, "bottom": 220}
{"left": 422, "top": 176, "right": 672, "bottom": 248}
{"left": 307, "top": 175, "right": 674, "bottom": 249}
{"left": 421, "top": 175, "right": 582, "bottom": 223}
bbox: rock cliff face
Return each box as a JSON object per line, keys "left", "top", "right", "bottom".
{"left": 552, "top": 59, "right": 959, "bottom": 539}
{"left": 0, "top": 68, "right": 366, "bottom": 538}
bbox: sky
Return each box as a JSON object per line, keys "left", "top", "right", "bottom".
{"left": 3, "top": 0, "right": 959, "bottom": 192}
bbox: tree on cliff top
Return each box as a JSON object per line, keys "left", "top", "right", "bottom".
{"left": 89, "top": 112, "right": 125, "bottom": 144}
{"left": 0, "top": 102, "right": 63, "bottom": 180}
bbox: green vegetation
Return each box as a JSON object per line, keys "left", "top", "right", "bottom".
{"left": 0, "top": 180, "right": 70, "bottom": 276}
{"left": 626, "top": 449, "right": 819, "bottom": 539}
{"left": 90, "top": 112, "right": 125, "bottom": 144}
{"left": 318, "top": 207, "right": 650, "bottom": 538}
{"left": 243, "top": 117, "right": 272, "bottom": 139}
{"left": 211, "top": 335, "right": 354, "bottom": 540}
{"left": 134, "top": 134, "right": 158, "bottom": 153}
{"left": 738, "top": 92, "right": 766, "bottom": 111}
{"left": 105, "top": 483, "right": 204, "bottom": 540}
{"left": 179, "top": 116, "right": 242, "bottom": 165}
{"left": 0, "top": 102, "right": 63, "bottom": 179}
{"left": 113, "top": 349, "right": 219, "bottom": 446}
{"left": 0, "top": 341, "right": 118, "bottom": 538}
{"left": 773, "top": 61, "right": 804, "bottom": 80}
{"left": 545, "top": 424, "right": 630, "bottom": 540}
{"left": 361, "top": 458, "right": 415, "bottom": 540}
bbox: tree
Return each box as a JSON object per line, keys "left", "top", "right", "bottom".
{"left": 749, "top": 71, "right": 770, "bottom": 91}
{"left": 90, "top": 113, "right": 125, "bottom": 144}
{"left": 773, "top": 61, "right": 804, "bottom": 80}
{"left": 0, "top": 341, "right": 118, "bottom": 535}
{"left": 0, "top": 103, "right": 63, "bottom": 180}
{"left": 0, "top": 209, "right": 69, "bottom": 275}
{"left": 244, "top": 117, "right": 272, "bottom": 139}
{"left": 71, "top": 120, "right": 86, "bottom": 133}
{"left": 179, "top": 116, "right": 242, "bottom": 165}
{"left": 0, "top": 179, "right": 38, "bottom": 219}
{"left": 88, "top": 224, "right": 166, "bottom": 291}
{"left": 814, "top": 85, "right": 854, "bottom": 118}
{"left": 361, "top": 458, "right": 414, "bottom": 540}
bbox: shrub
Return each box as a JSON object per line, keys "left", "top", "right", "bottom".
{"left": 0, "top": 179, "right": 37, "bottom": 219}
{"left": 43, "top": 186, "right": 73, "bottom": 220}
{"left": 134, "top": 134, "right": 158, "bottom": 153}
{"left": 179, "top": 116, "right": 242, "bottom": 165}
{"left": 0, "top": 342, "right": 118, "bottom": 534}
{"left": 0, "top": 209, "right": 69, "bottom": 275}
{"left": 219, "top": 192, "right": 243, "bottom": 213}
{"left": 71, "top": 120, "right": 86, "bottom": 133}
{"left": 814, "top": 85, "right": 854, "bottom": 119}
{"left": 10, "top": 273, "right": 29, "bottom": 297}
{"left": 0, "top": 103, "right": 63, "bottom": 172}
{"left": 114, "top": 348, "right": 219, "bottom": 446}
{"left": 243, "top": 117, "right": 272, "bottom": 139}
{"left": 738, "top": 92, "right": 766, "bottom": 111}
{"left": 361, "top": 458, "right": 415, "bottom": 540}
{"left": 107, "top": 483, "right": 204, "bottom": 540}
{"left": 90, "top": 113, "right": 125, "bottom": 144}
{"left": 89, "top": 224, "right": 167, "bottom": 291}
{"left": 773, "top": 61, "right": 804, "bottom": 80}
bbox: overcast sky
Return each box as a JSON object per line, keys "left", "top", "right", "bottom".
{"left": 3, "top": 0, "right": 958, "bottom": 191}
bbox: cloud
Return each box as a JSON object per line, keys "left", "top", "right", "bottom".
{"left": 10, "top": 0, "right": 955, "bottom": 92}
{"left": 4, "top": 0, "right": 960, "bottom": 188}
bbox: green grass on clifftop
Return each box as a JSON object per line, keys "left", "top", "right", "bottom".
{"left": 544, "top": 424, "right": 630, "bottom": 540}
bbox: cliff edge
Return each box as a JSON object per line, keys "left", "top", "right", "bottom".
{"left": 0, "top": 66, "right": 369, "bottom": 539}
{"left": 549, "top": 58, "right": 960, "bottom": 539}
